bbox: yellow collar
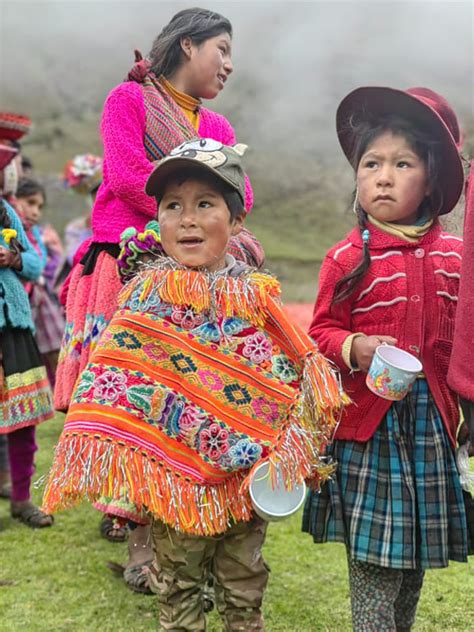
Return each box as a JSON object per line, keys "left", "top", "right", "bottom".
{"left": 159, "top": 76, "right": 200, "bottom": 113}
{"left": 368, "top": 215, "right": 434, "bottom": 243}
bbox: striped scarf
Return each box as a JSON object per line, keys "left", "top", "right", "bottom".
{"left": 43, "top": 260, "right": 347, "bottom": 535}
{"left": 127, "top": 52, "right": 196, "bottom": 161}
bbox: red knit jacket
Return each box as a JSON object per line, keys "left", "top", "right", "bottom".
{"left": 448, "top": 163, "right": 474, "bottom": 402}
{"left": 309, "top": 221, "right": 462, "bottom": 446}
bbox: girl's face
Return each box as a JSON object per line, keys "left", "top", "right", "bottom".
{"left": 356, "top": 131, "right": 430, "bottom": 225}
{"left": 181, "top": 32, "right": 233, "bottom": 99}
{"left": 158, "top": 177, "right": 243, "bottom": 272}
{"left": 16, "top": 192, "right": 44, "bottom": 229}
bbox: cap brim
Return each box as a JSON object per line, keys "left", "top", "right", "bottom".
{"left": 336, "top": 87, "right": 464, "bottom": 215}
{"left": 145, "top": 156, "right": 243, "bottom": 204}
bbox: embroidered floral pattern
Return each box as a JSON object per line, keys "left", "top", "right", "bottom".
{"left": 171, "top": 306, "right": 205, "bottom": 330}
{"left": 193, "top": 317, "right": 246, "bottom": 342}
{"left": 126, "top": 385, "right": 155, "bottom": 415}
{"left": 180, "top": 404, "right": 208, "bottom": 430}
{"left": 83, "top": 314, "right": 108, "bottom": 351}
{"left": 142, "top": 342, "right": 168, "bottom": 363}
{"left": 158, "top": 392, "right": 185, "bottom": 436}
{"left": 93, "top": 371, "right": 127, "bottom": 402}
{"left": 75, "top": 370, "right": 95, "bottom": 397}
{"left": 251, "top": 397, "right": 280, "bottom": 423}
{"left": 199, "top": 423, "right": 230, "bottom": 461}
{"left": 272, "top": 354, "right": 298, "bottom": 383}
{"left": 197, "top": 369, "right": 225, "bottom": 392}
{"left": 242, "top": 331, "right": 273, "bottom": 364}
{"left": 229, "top": 439, "right": 262, "bottom": 468}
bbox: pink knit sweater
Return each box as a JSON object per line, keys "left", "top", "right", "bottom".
{"left": 448, "top": 163, "right": 474, "bottom": 401}
{"left": 91, "top": 82, "right": 253, "bottom": 244}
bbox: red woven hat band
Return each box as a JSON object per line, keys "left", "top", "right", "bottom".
{"left": 0, "top": 112, "right": 32, "bottom": 142}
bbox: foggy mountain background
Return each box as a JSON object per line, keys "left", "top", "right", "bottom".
{"left": 1, "top": 0, "right": 473, "bottom": 299}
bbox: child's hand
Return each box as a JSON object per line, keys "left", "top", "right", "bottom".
{"left": 457, "top": 421, "right": 474, "bottom": 456}
{"left": 0, "top": 246, "right": 21, "bottom": 270}
{"left": 350, "top": 335, "right": 397, "bottom": 372}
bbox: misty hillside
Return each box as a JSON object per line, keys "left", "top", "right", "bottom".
{"left": 1, "top": 1, "right": 472, "bottom": 299}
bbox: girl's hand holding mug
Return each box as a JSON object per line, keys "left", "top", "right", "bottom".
{"left": 350, "top": 335, "right": 398, "bottom": 372}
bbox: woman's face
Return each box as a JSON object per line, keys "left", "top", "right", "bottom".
{"left": 181, "top": 32, "right": 233, "bottom": 99}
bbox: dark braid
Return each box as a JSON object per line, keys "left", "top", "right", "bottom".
{"left": 332, "top": 197, "right": 371, "bottom": 304}
{"left": 0, "top": 198, "right": 23, "bottom": 256}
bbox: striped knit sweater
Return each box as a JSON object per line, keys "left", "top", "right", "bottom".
{"left": 309, "top": 221, "right": 462, "bottom": 446}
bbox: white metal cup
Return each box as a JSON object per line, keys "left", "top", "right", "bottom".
{"left": 249, "top": 461, "right": 306, "bottom": 522}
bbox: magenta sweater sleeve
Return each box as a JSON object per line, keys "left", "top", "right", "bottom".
{"left": 100, "top": 83, "right": 157, "bottom": 218}
{"left": 308, "top": 255, "right": 355, "bottom": 371}
{"left": 217, "top": 114, "right": 254, "bottom": 212}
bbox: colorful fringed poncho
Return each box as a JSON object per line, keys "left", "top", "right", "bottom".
{"left": 43, "top": 259, "right": 347, "bottom": 535}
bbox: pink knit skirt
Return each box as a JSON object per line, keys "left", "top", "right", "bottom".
{"left": 54, "top": 250, "right": 122, "bottom": 411}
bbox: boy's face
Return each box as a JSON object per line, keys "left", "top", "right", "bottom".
{"left": 158, "top": 177, "right": 243, "bottom": 272}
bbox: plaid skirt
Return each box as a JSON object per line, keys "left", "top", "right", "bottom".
{"left": 302, "top": 380, "right": 468, "bottom": 569}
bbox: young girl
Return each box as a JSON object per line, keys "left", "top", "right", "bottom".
{"left": 0, "top": 147, "right": 54, "bottom": 528}
{"left": 302, "top": 87, "right": 468, "bottom": 631}
{"left": 16, "top": 177, "right": 65, "bottom": 389}
{"left": 53, "top": 7, "right": 265, "bottom": 587}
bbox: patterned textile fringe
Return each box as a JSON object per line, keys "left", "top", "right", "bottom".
{"left": 119, "top": 259, "right": 281, "bottom": 328}
{"left": 244, "top": 348, "right": 349, "bottom": 493}
{"left": 43, "top": 434, "right": 252, "bottom": 535}
{"left": 42, "top": 348, "right": 347, "bottom": 535}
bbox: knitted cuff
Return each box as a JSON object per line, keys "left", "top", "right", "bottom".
{"left": 342, "top": 333, "right": 366, "bottom": 371}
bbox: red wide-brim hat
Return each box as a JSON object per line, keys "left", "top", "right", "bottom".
{"left": 0, "top": 143, "right": 18, "bottom": 170}
{"left": 0, "top": 112, "right": 32, "bottom": 142}
{"left": 336, "top": 87, "right": 464, "bottom": 215}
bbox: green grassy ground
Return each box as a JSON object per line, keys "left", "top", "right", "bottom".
{"left": 1, "top": 416, "right": 473, "bottom": 631}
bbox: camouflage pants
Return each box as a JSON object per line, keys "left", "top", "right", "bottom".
{"left": 150, "top": 516, "right": 269, "bottom": 631}
{"left": 349, "top": 559, "right": 425, "bottom": 632}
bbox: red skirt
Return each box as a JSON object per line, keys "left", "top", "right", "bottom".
{"left": 54, "top": 244, "right": 122, "bottom": 411}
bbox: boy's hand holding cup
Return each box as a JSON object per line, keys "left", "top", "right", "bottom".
{"left": 350, "top": 335, "right": 397, "bottom": 372}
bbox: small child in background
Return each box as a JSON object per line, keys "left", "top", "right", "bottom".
{"left": 43, "top": 139, "right": 346, "bottom": 629}
{"left": 0, "top": 145, "right": 54, "bottom": 528}
{"left": 303, "top": 87, "right": 468, "bottom": 631}
{"left": 16, "top": 177, "right": 65, "bottom": 388}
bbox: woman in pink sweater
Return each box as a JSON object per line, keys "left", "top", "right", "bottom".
{"left": 55, "top": 8, "right": 260, "bottom": 412}
{"left": 53, "top": 7, "right": 262, "bottom": 590}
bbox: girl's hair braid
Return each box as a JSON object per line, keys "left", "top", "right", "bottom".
{"left": 332, "top": 197, "right": 371, "bottom": 304}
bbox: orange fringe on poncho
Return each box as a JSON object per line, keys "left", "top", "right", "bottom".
{"left": 43, "top": 261, "right": 348, "bottom": 535}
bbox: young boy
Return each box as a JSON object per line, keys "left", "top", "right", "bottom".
{"left": 43, "top": 139, "right": 346, "bottom": 630}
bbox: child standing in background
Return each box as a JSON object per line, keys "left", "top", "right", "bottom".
{"left": 16, "top": 177, "right": 65, "bottom": 388}
{"left": 303, "top": 87, "right": 468, "bottom": 631}
{"left": 0, "top": 146, "right": 54, "bottom": 528}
